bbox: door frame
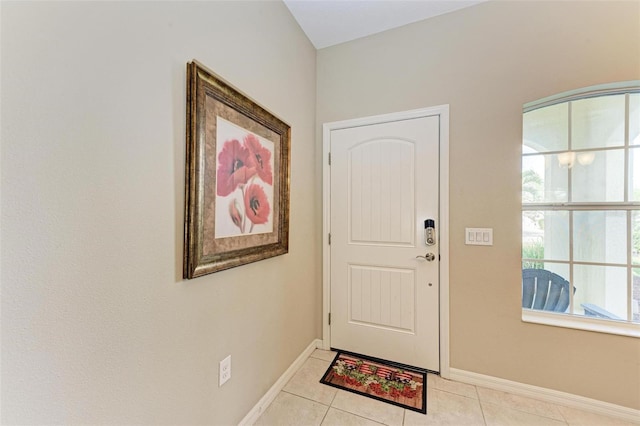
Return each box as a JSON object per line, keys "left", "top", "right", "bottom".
{"left": 322, "top": 105, "right": 450, "bottom": 378}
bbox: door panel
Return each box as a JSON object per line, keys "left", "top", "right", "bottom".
{"left": 349, "top": 265, "right": 415, "bottom": 332}
{"left": 330, "top": 116, "right": 440, "bottom": 371}
{"left": 349, "top": 139, "right": 414, "bottom": 245}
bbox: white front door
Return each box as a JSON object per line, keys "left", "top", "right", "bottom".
{"left": 329, "top": 114, "right": 441, "bottom": 372}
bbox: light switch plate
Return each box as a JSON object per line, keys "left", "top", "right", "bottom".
{"left": 465, "top": 228, "right": 493, "bottom": 246}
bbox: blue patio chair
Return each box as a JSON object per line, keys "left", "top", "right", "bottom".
{"left": 581, "top": 303, "right": 622, "bottom": 320}
{"left": 522, "top": 269, "right": 573, "bottom": 312}
{"left": 523, "top": 269, "right": 622, "bottom": 319}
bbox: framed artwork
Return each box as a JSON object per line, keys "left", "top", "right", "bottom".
{"left": 183, "top": 60, "right": 291, "bottom": 279}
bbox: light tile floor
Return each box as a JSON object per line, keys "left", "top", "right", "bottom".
{"left": 254, "top": 349, "right": 637, "bottom": 426}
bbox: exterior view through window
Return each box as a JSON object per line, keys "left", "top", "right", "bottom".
{"left": 522, "top": 83, "right": 640, "bottom": 333}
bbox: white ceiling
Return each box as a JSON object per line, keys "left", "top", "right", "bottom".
{"left": 283, "top": 0, "right": 487, "bottom": 49}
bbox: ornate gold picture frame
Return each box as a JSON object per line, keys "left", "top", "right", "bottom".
{"left": 183, "top": 61, "right": 290, "bottom": 279}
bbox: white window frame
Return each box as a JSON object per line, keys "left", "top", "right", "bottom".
{"left": 522, "top": 81, "right": 640, "bottom": 338}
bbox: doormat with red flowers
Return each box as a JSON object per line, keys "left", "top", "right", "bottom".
{"left": 320, "top": 350, "right": 427, "bottom": 414}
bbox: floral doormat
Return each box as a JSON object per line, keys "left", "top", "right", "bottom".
{"left": 320, "top": 350, "right": 427, "bottom": 414}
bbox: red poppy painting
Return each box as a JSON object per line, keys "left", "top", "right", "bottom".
{"left": 214, "top": 118, "right": 274, "bottom": 238}
{"left": 183, "top": 61, "right": 290, "bottom": 279}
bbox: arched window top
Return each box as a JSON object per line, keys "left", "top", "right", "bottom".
{"left": 523, "top": 81, "right": 640, "bottom": 154}
{"left": 524, "top": 80, "right": 640, "bottom": 113}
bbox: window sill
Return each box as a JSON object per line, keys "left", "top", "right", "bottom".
{"left": 522, "top": 309, "right": 640, "bottom": 338}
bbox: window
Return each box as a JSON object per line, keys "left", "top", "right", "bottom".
{"left": 522, "top": 82, "right": 640, "bottom": 337}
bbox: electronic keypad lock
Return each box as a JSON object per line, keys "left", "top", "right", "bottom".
{"left": 424, "top": 219, "right": 436, "bottom": 246}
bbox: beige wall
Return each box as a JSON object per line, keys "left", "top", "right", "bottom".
{"left": 1, "top": 1, "right": 318, "bottom": 424}
{"left": 3, "top": 0, "right": 639, "bottom": 422}
{"left": 317, "top": 0, "right": 640, "bottom": 410}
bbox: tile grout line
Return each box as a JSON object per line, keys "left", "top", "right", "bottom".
{"left": 556, "top": 406, "right": 570, "bottom": 425}
{"left": 318, "top": 402, "right": 331, "bottom": 426}
{"left": 473, "top": 384, "right": 569, "bottom": 425}
{"left": 280, "top": 389, "right": 332, "bottom": 409}
{"left": 476, "top": 387, "right": 572, "bottom": 424}
{"left": 431, "top": 388, "right": 480, "bottom": 400}
{"left": 328, "top": 387, "right": 339, "bottom": 407}
{"left": 478, "top": 399, "right": 573, "bottom": 425}
{"left": 473, "top": 384, "right": 489, "bottom": 426}
{"left": 328, "top": 406, "right": 388, "bottom": 426}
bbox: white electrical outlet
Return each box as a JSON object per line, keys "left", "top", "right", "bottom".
{"left": 219, "top": 355, "right": 231, "bottom": 386}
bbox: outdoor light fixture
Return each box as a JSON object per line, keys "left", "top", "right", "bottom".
{"left": 557, "top": 151, "right": 596, "bottom": 168}
{"left": 557, "top": 151, "right": 576, "bottom": 168}
{"left": 577, "top": 152, "right": 596, "bottom": 165}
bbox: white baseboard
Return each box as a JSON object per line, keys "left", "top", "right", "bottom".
{"left": 239, "top": 339, "right": 323, "bottom": 426}
{"left": 449, "top": 368, "right": 640, "bottom": 424}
